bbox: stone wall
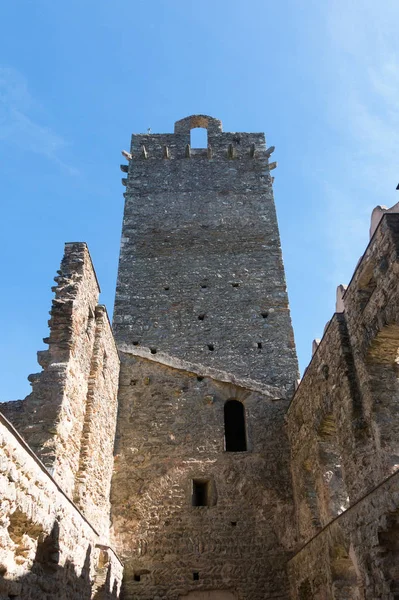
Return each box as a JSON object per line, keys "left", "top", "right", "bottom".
{"left": 286, "top": 213, "right": 399, "bottom": 597}
{"left": 114, "top": 115, "right": 298, "bottom": 394}
{"left": 0, "top": 413, "right": 123, "bottom": 599}
{"left": 287, "top": 471, "right": 399, "bottom": 599}
{"left": 111, "top": 353, "right": 295, "bottom": 600}
{"left": 0, "top": 242, "right": 120, "bottom": 539}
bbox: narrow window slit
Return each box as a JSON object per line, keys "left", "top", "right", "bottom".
{"left": 257, "top": 342, "right": 262, "bottom": 349}
{"left": 193, "top": 572, "right": 200, "bottom": 581}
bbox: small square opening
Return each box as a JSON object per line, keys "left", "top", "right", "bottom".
{"left": 192, "top": 479, "right": 209, "bottom": 507}
{"left": 134, "top": 574, "right": 141, "bottom": 582}
{"left": 193, "top": 572, "right": 200, "bottom": 581}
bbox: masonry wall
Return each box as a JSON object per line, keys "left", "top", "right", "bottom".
{"left": 0, "top": 413, "right": 123, "bottom": 599}
{"left": 286, "top": 213, "right": 399, "bottom": 598}
{"left": 287, "top": 472, "right": 399, "bottom": 600}
{"left": 0, "top": 242, "right": 120, "bottom": 539}
{"left": 114, "top": 115, "right": 298, "bottom": 394}
{"left": 111, "top": 354, "right": 295, "bottom": 600}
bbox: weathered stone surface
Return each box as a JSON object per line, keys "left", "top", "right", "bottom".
{"left": 113, "top": 115, "right": 298, "bottom": 394}
{"left": 286, "top": 213, "right": 399, "bottom": 597}
{"left": 1, "top": 243, "right": 120, "bottom": 539}
{"left": 0, "top": 413, "right": 123, "bottom": 599}
{"left": 111, "top": 353, "right": 294, "bottom": 600}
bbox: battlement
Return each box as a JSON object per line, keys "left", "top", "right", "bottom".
{"left": 121, "top": 115, "right": 274, "bottom": 177}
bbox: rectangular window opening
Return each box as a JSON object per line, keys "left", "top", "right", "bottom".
{"left": 193, "top": 572, "right": 200, "bottom": 581}
{"left": 192, "top": 479, "right": 209, "bottom": 507}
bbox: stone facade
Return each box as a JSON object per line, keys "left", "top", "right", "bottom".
{"left": 1, "top": 115, "right": 399, "bottom": 599}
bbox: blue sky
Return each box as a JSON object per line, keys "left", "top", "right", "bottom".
{"left": 1, "top": 0, "right": 398, "bottom": 400}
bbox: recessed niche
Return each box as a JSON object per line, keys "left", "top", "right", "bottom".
{"left": 198, "top": 313, "right": 206, "bottom": 321}
{"left": 261, "top": 312, "right": 269, "bottom": 319}
{"left": 257, "top": 342, "right": 262, "bottom": 349}
{"left": 192, "top": 480, "right": 210, "bottom": 507}
{"left": 150, "top": 348, "right": 157, "bottom": 354}
{"left": 134, "top": 574, "right": 141, "bottom": 582}
{"left": 193, "top": 572, "right": 200, "bottom": 581}
{"left": 197, "top": 376, "right": 204, "bottom": 382}
{"left": 231, "top": 282, "right": 240, "bottom": 288}
{"left": 164, "top": 286, "right": 170, "bottom": 291}
{"left": 231, "top": 521, "right": 237, "bottom": 527}
{"left": 207, "top": 344, "right": 214, "bottom": 351}
{"left": 201, "top": 284, "right": 208, "bottom": 289}
{"left": 132, "top": 341, "right": 139, "bottom": 346}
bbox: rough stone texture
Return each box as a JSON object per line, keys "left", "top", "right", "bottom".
{"left": 114, "top": 115, "right": 298, "bottom": 395}
{"left": 0, "top": 413, "right": 123, "bottom": 599}
{"left": 0, "top": 243, "right": 120, "bottom": 539}
{"left": 286, "top": 213, "right": 399, "bottom": 597}
{"left": 111, "top": 353, "right": 294, "bottom": 600}
{"left": 287, "top": 471, "right": 399, "bottom": 600}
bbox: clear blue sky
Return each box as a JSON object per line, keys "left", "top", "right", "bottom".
{"left": 1, "top": 0, "right": 398, "bottom": 400}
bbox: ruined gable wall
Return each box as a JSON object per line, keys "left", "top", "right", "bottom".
{"left": 0, "top": 242, "right": 120, "bottom": 538}
{"left": 0, "top": 413, "right": 123, "bottom": 599}
{"left": 111, "top": 353, "right": 294, "bottom": 600}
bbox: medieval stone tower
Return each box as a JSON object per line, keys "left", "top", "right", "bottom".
{"left": 111, "top": 115, "right": 299, "bottom": 599}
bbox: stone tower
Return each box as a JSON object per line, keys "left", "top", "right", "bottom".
{"left": 111, "top": 115, "right": 299, "bottom": 599}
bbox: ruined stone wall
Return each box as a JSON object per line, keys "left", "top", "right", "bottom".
{"left": 114, "top": 115, "right": 298, "bottom": 394}
{"left": 0, "top": 242, "right": 120, "bottom": 538}
{"left": 287, "top": 471, "right": 399, "bottom": 600}
{"left": 0, "top": 413, "right": 123, "bottom": 599}
{"left": 111, "top": 353, "right": 295, "bottom": 600}
{"left": 286, "top": 214, "right": 399, "bottom": 597}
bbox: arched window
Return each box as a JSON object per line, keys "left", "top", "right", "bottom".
{"left": 224, "top": 400, "right": 247, "bottom": 452}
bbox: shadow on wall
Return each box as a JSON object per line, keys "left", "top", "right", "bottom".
{"left": 0, "top": 520, "right": 119, "bottom": 600}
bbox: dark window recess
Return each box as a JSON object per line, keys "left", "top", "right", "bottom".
{"left": 261, "top": 312, "right": 268, "bottom": 319}
{"left": 207, "top": 344, "right": 214, "bottom": 351}
{"left": 231, "top": 521, "right": 237, "bottom": 527}
{"left": 132, "top": 341, "right": 139, "bottom": 346}
{"left": 192, "top": 480, "right": 209, "bottom": 506}
{"left": 224, "top": 400, "right": 247, "bottom": 452}
{"left": 201, "top": 284, "right": 208, "bottom": 289}
{"left": 150, "top": 348, "right": 157, "bottom": 354}
{"left": 257, "top": 342, "right": 262, "bottom": 349}
{"left": 197, "top": 376, "right": 204, "bottom": 382}
{"left": 134, "top": 574, "right": 141, "bottom": 582}
{"left": 231, "top": 282, "right": 240, "bottom": 288}
{"left": 164, "top": 286, "right": 170, "bottom": 291}
{"left": 193, "top": 572, "right": 200, "bottom": 581}
{"left": 198, "top": 313, "right": 205, "bottom": 321}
